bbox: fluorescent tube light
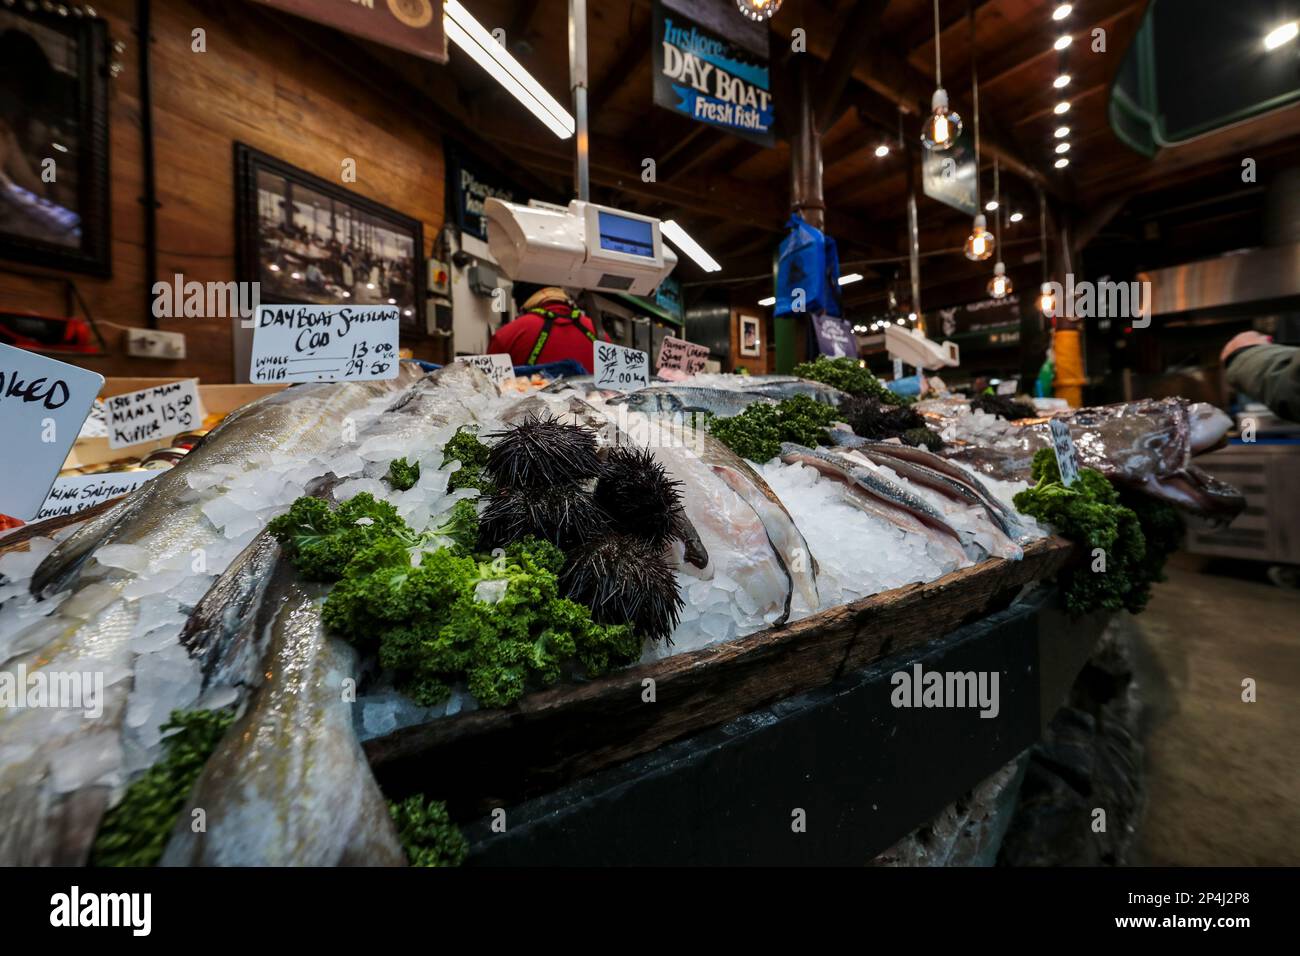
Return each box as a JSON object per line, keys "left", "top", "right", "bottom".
{"left": 444, "top": 2, "right": 574, "bottom": 138}
{"left": 661, "top": 220, "right": 722, "bottom": 272}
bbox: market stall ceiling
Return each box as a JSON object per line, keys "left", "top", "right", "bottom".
{"left": 340, "top": 0, "right": 1300, "bottom": 305}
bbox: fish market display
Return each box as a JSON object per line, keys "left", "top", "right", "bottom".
{"left": 0, "top": 360, "right": 1245, "bottom": 867}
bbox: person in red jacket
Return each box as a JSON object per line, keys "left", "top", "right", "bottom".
{"left": 488, "top": 287, "right": 609, "bottom": 372}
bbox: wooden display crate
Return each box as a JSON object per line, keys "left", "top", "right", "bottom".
{"left": 368, "top": 536, "right": 1075, "bottom": 814}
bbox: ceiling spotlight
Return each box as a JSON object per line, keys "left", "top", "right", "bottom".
{"left": 908, "top": 312, "right": 918, "bottom": 321}
{"left": 1054, "top": 35, "right": 1073, "bottom": 50}
{"left": 838, "top": 272, "right": 864, "bottom": 286}
{"left": 1055, "top": 157, "right": 1070, "bottom": 169}
{"left": 1010, "top": 211, "right": 1024, "bottom": 223}
{"left": 1054, "top": 101, "right": 1071, "bottom": 115}
{"left": 1052, "top": 4, "right": 1072, "bottom": 20}
{"left": 1053, "top": 74, "right": 1072, "bottom": 89}
{"left": 986, "top": 199, "right": 1000, "bottom": 211}
{"left": 896, "top": 318, "right": 906, "bottom": 325}
{"left": 1264, "top": 21, "right": 1299, "bottom": 50}
{"left": 758, "top": 295, "right": 776, "bottom": 307}
{"left": 875, "top": 144, "right": 891, "bottom": 157}
{"left": 1054, "top": 126, "right": 1070, "bottom": 138}
{"left": 1055, "top": 142, "right": 1071, "bottom": 154}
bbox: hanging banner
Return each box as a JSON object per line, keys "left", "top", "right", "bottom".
{"left": 652, "top": 0, "right": 775, "bottom": 147}
{"left": 921, "top": 124, "right": 978, "bottom": 217}
{"left": 252, "top": 0, "right": 447, "bottom": 64}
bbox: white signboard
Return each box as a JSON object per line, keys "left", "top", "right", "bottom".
{"left": 996, "top": 379, "right": 1019, "bottom": 396}
{"left": 107, "top": 379, "right": 204, "bottom": 449}
{"left": 1048, "top": 418, "right": 1081, "bottom": 487}
{"left": 0, "top": 343, "right": 103, "bottom": 520}
{"left": 594, "top": 342, "right": 649, "bottom": 393}
{"left": 249, "top": 305, "right": 400, "bottom": 383}
{"left": 457, "top": 353, "right": 514, "bottom": 386}
{"left": 656, "top": 336, "right": 710, "bottom": 375}
{"left": 36, "top": 471, "right": 157, "bottom": 521}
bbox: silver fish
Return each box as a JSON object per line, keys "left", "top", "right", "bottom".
{"left": 160, "top": 568, "right": 405, "bottom": 866}
{"left": 842, "top": 440, "right": 1027, "bottom": 541}
{"left": 779, "top": 443, "right": 969, "bottom": 567}
{"left": 1, "top": 368, "right": 423, "bottom": 865}
{"left": 607, "top": 386, "right": 775, "bottom": 418}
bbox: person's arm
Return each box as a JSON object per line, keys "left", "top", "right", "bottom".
{"left": 1224, "top": 335, "right": 1300, "bottom": 422}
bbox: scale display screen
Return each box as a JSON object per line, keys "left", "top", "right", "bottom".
{"left": 597, "top": 211, "right": 655, "bottom": 258}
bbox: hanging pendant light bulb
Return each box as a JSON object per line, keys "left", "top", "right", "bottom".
{"left": 921, "top": 0, "right": 962, "bottom": 150}
{"left": 965, "top": 214, "right": 995, "bottom": 261}
{"left": 735, "top": 0, "right": 782, "bottom": 21}
{"left": 988, "top": 261, "right": 1013, "bottom": 299}
{"left": 1038, "top": 281, "right": 1058, "bottom": 316}
{"left": 921, "top": 89, "right": 962, "bottom": 150}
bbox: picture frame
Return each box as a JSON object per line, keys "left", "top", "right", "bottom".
{"left": 0, "top": 6, "right": 111, "bottom": 276}
{"left": 234, "top": 143, "right": 425, "bottom": 331}
{"left": 739, "top": 313, "right": 761, "bottom": 357}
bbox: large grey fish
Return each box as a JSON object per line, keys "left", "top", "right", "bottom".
{"left": 606, "top": 386, "right": 775, "bottom": 418}
{"left": 740, "top": 379, "right": 849, "bottom": 406}
{"left": 779, "top": 443, "right": 969, "bottom": 567}
{"left": 658, "top": 419, "right": 821, "bottom": 620}
{"left": 160, "top": 567, "right": 405, "bottom": 866}
{"left": 0, "top": 368, "right": 423, "bottom": 866}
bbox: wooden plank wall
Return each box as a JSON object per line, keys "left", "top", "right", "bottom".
{"left": 0, "top": 0, "right": 448, "bottom": 382}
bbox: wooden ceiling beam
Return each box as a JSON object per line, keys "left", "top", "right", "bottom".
{"left": 816, "top": 0, "right": 889, "bottom": 134}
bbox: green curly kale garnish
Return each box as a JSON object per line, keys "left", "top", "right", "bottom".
{"left": 792, "top": 356, "right": 911, "bottom": 405}
{"left": 442, "top": 426, "right": 492, "bottom": 494}
{"left": 388, "top": 795, "right": 467, "bottom": 867}
{"left": 386, "top": 457, "right": 421, "bottom": 491}
{"left": 1013, "top": 448, "right": 1181, "bottom": 615}
{"left": 273, "top": 492, "right": 638, "bottom": 709}
{"left": 90, "top": 708, "right": 236, "bottom": 867}
{"left": 707, "top": 394, "right": 840, "bottom": 462}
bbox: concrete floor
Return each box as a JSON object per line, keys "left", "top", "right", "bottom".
{"left": 1126, "top": 555, "right": 1300, "bottom": 865}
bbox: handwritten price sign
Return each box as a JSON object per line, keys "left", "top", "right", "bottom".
{"left": 249, "top": 305, "right": 400, "bottom": 383}
{"left": 0, "top": 343, "right": 103, "bottom": 520}
{"left": 1048, "top": 418, "right": 1081, "bottom": 487}
{"left": 107, "top": 379, "right": 204, "bottom": 449}
{"left": 656, "top": 336, "right": 710, "bottom": 375}
{"left": 457, "top": 353, "right": 515, "bottom": 387}
{"left": 594, "top": 343, "right": 649, "bottom": 393}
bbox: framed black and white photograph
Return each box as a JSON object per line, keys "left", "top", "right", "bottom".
{"left": 235, "top": 143, "right": 424, "bottom": 330}
{"left": 0, "top": 6, "right": 111, "bottom": 275}
{"left": 739, "top": 313, "right": 761, "bottom": 357}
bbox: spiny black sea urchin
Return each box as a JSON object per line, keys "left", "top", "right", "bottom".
{"left": 484, "top": 415, "right": 601, "bottom": 488}
{"left": 592, "top": 446, "right": 684, "bottom": 546}
{"left": 478, "top": 485, "right": 610, "bottom": 551}
{"left": 559, "top": 535, "right": 683, "bottom": 643}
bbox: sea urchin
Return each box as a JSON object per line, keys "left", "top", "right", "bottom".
{"left": 484, "top": 415, "right": 601, "bottom": 488}
{"left": 559, "top": 535, "right": 683, "bottom": 643}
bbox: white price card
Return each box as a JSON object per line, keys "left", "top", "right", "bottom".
{"left": 0, "top": 343, "right": 103, "bottom": 521}
{"left": 996, "top": 379, "right": 1019, "bottom": 396}
{"left": 1048, "top": 418, "right": 1081, "bottom": 487}
{"left": 35, "top": 471, "right": 157, "bottom": 521}
{"left": 458, "top": 353, "right": 515, "bottom": 386}
{"left": 594, "top": 342, "right": 649, "bottom": 392}
{"left": 656, "top": 336, "right": 710, "bottom": 375}
{"left": 107, "top": 379, "right": 204, "bottom": 449}
{"left": 249, "top": 305, "right": 400, "bottom": 383}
